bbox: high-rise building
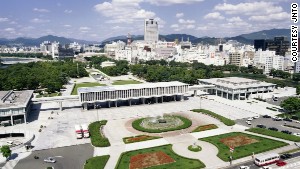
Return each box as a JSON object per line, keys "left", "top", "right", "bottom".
{"left": 253, "top": 49, "right": 284, "bottom": 74}
{"left": 144, "top": 19, "right": 158, "bottom": 42}
{"left": 229, "top": 52, "right": 242, "bottom": 66}
{"left": 254, "top": 37, "right": 289, "bottom": 56}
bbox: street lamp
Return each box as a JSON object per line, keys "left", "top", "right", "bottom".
{"left": 95, "top": 104, "right": 100, "bottom": 121}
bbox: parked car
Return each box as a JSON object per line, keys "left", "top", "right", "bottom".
{"left": 239, "top": 166, "right": 250, "bottom": 169}
{"left": 283, "top": 118, "right": 293, "bottom": 122}
{"left": 276, "top": 160, "right": 287, "bottom": 166}
{"left": 273, "top": 116, "right": 283, "bottom": 121}
{"left": 268, "top": 127, "right": 278, "bottom": 131}
{"left": 247, "top": 117, "right": 254, "bottom": 121}
{"left": 44, "top": 157, "right": 56, "bottom": 163}
{"left": 280, "top": 153, "right": 292, "bottom": 159}
{"left": 262, "top": 115, "right": 271, "bottom": 118}
{"left": 292, "top": 133, "right": 300, "bottom": 137}
{"left": 257, "top": 124, "right": 266, "bottom": 128}
{"left": 246, "top": 121, "right": 251, "bottom": 125}
{"left": 253, "top": 115, "right": 260, "bottom": 119}
{"left": 281, "top": 130, "right": 292, "bottom": 134}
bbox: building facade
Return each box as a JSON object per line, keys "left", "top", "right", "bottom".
{"left": 0, "top": 90, "right": 33, "bottom": 126}
{"left": 144, "top": 19, "right": 159, "bottom": 43}
{"left": 198, "top": 77, "right": 276, "bottom": 100}
{"left": 78, "top": 81, "right": 189, "bottom": 109}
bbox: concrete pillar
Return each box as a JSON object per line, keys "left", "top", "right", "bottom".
{"left": 24, "top": 114, "right": 27, "bottom": 124}
{"left": 11, "top": 115, "right": 13, "bottom": 126}
{"left": 181, "top": 95, "right": 184, "bottom": 101}
{"left": 238, "top": 93, "right": 241, "bottom": 100}
{"left": 142, "top": 98, "right": 145, "bottom": 104}
{"left": 156, "top": 97, "right": 158, "bottom": 103}
{"left": 232, "top": 93, "right": 234, "bottom": 100}
{"left": 59, "top": 101, "right": 62, "bottom": 111}
{"left": 221, "top": 91, "right": 224, "bottom": 98}
{"left": 174, "top": 95, "right": 176, "bottom": 101}
{"left": 129, "top": 99, "right": 131, "bottom": 106}
{"left": 162, "top": 96, "right": 163, "bottom": 103}
{"left": 108, "top": 101, "right": 111, "bottom": 108}
{"left": 215, "top": 89, "right": 218, "bottom": 95}
{"left": 115, "top": 101, "right": 118, "bottom": 107}
{"left": 226, "top": 92, "right": 228, "bottom": 99}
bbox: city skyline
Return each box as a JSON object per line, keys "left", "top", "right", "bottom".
{"left": 0, "top": 0, "right": 291, "bottom": 41}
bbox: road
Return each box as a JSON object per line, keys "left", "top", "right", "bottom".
{"left": 14, "top": 144, "right": 93, "bottom": 169}
{"left": 223, "top": 151, "right": 300, "bottom": 169}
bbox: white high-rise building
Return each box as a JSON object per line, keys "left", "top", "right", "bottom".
{"left": 253, "top": 49, "right": 284, "bottom": 74}
{"left": 144, "top": 19, "right": 159, "bottom": 42}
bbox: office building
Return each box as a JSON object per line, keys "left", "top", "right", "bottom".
{"left": 144, "top": 19, "right": 159, "bottom": 42}
{"left": 254, "top": 37, "right": 289, "bottom": 56}
{"left": 229, "top": 52, "right": 242, "bottom": 66}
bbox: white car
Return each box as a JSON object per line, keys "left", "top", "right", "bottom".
{"left": 293, "top": 133, "right": 300, "bottom": 137}
{"left": 253, "top": 115, "right": 260, "bottom": 119}
{"left": 44, "top": 157, "right": 56, "bottom": 163}
{"left": 247, "top": 117, "right": 253, "bottom": 121}
{"left": 239, "top": 166, "right": 250, "bottom": 169}
{"left": 246, "top": 121, "right": 251, "bottom": 125}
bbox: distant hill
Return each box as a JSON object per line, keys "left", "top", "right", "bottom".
{"left": 0, "top": 35, "right": 99, "bottom": 46}
{"left": 239, "top": 28, "right": 290, "bottom": 40}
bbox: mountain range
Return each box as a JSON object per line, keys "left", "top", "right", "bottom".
{"left": 0, "top": 29, "right": 290, "bottom": 46}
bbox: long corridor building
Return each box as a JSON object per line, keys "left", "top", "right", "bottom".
{"left": 78, "top": 81, "right": 189, "bottom": 109}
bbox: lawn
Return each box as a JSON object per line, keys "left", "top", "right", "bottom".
{"left": 192, "top": 109, "right": 235, "bottom": 126}
{"left": 246, "top": 128, "right": 300, "bottom": 142}
{"left": 192, "top": 124, "right": 218, "bottom": 133}
{"left": 36, "top": 92, "right": 61, "bottom": 98}
{"left": 188, "top": 145, "right": 202, "bottom": 152}
{"left": 132, "top": 116, "right": 192, "bottom": 133}
{"left": 89, "top": 120, "right": 111, "bottom": 147}
{"left": 115, "top": 144, "right": 205, "bottom": 169}
{"left": 123, "top": 135, "right": 162, "bottom": 144}
{"left": 200, "top": 132, "right": 288, "bottom": 162}
{"left": 71, "top": 82, "right": 106, "bottom": 95}
{"left": 112, "top": 80, "right": 142, "bottom": 85}
{"left": 84, "top": 155, "right": 110, "bottom": 169}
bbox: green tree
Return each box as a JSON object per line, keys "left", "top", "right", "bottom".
{"left": 280, "top": 97, "right": 300, "bottom": 114}
{"left": 1, "top": 145, "right": 11, "bottom": 161}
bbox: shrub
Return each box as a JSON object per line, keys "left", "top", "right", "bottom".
{"left": 89, "top": 120, "right": 110, "bottom": 147}
{"left": 188, "top": 145, "right": 202, "bottom": 152}
{"left": 192, "top": 109, "right": 235, "bottom": 126}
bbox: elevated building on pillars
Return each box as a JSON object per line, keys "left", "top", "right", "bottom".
{"left": 0, "top": 90, "right": 33, "bottom": 126}
{"left": 78, "top": 81, "right": 189, "bottom": 110}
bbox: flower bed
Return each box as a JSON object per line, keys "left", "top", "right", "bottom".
{"left": 129, "top": 151, "right": 175, "bottom": 169}
{"left": 192, "top": 124, "right": 218, "bottom": 132}
{"left": 123, "top": 135, "right": 161, "bottom": 144}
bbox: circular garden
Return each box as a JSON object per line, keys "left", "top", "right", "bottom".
{"left": 132, "top": 114, "right": 192, "bottom": 133}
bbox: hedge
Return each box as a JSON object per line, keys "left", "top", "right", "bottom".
{"left": 192, "top": 109, "right": 235, "bottom": 126}
{"left": 84, "top": 155, "right": 110, "bottom": 169}
{"left": 89, "top": 120, "right": 111, "bottom": 147}
{"left": 246, "top": 128, "right": 300, "bottom": 142}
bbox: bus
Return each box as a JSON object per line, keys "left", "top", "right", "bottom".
{"left": 254, "top": 153, "right": 280, "bottom": 166}
{"left": 75, "top": 125, "right": 83, "bottom": 139}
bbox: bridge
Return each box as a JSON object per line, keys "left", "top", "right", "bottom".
{"left": 31, "top": 95, "right": 79, "bottom": 111}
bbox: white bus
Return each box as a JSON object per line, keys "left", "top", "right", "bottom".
{"left": 75, "top": 125, "right": 83, "bottom": 139}
{"left": 81, "top": 124, "right": 90, "bottom": 138}
{"left": 254, "top": 153, "right": 280, "bottom": 166}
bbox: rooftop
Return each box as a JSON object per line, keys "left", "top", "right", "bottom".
{"left": 0, "top": 90, "right": 34, "bottom": 109}
{"left": 78, "top": 81, "right": 188, "bottom": 93}
{"left": 198, "top": 77, "right": 276, "bottom": 89}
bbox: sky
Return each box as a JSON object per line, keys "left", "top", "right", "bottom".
{"left": 0, "top": 0, "right": 293, "bottom": 41}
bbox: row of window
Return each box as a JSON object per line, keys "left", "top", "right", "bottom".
{"left": 80, "top": 86, "right": 188, "bottom": 102}
{"left": 0, "top": 108, "right": 25, "bottom": 116}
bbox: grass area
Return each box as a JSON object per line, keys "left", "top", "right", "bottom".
{"left": 71, "top": 82, "right": 106, "bottom": 95}
{"left": 36, "top": 92, "right": 61, "bottom": 98}
{"left": 192, "top": 109, "right": 235, "bottom": 126}
{"left": 89, "top": 121, "right": 111, "bottom": 147}
{"left": 112, "top": 80, "right": 142, "bottom": 85}
{"left": 84, "top": 155, "right": 110, "bottom": 169}
{"left": 192, "top": 124, "right": 218, "bottom": 133}
{"left": 246, "top": 128, "right": 300, "bottom": 142}
{"left": 123, "top": 135, "right": 162, "bottom": 144}
{"left": 132, "top": 116, "right": 192, "bottom": 133}
{"left": 188, "top": 145, "right": 202, "bottom": 152}
{"left": 115, "top": 144, "right": 205, "bottom": 169}
{"left": 200, "top": 132, "right": 288, "bottom": 162}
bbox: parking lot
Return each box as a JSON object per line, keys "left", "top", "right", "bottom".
{"left": 14, "top": 144, "right": 93, "bottom": 169}
{"left": 236, "top": 116, "right": 300, "bottom": 134}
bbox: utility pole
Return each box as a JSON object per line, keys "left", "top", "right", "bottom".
{"left": 77, "top": 63, "right": 79, "bottom": 77}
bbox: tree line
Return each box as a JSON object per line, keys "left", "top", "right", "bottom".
{"left": 0, "top": 60, "right": 88, "bottom": 93}
{"left": 0, "top": 53, "right": 52, "bottom": 60}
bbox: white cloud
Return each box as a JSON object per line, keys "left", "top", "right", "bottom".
{"left": 112, "top": 26, "right": 121, "bottom": 30}
{"left": 196, "top": 26, "right": 208, "bottom": 31}
{"left": 0, "top": 17, "right": 9, "bottom": 22}
{"left": 79, "top": 27, "right": 91, "bottom": 33}
{"left": 170, "top": 24, "right": 179, "bottom": 28}
{"left": 4, "top": 28, "right": 15, "bottom": 32}
{"left": 227, "top": 16, "right": 242, "bottom": 22}
{"left": 9, "top": 21, "right": 17, "bottom": 24}
{"left": 64, "top": 24, "right": 72, "bottom": 27}
{"left": 94, "top": 0, "right": 155, "bottom": 24}
{"left": 33, "top": 8, "right": 50, "bottom": 12}
{"left": 176, "top": 13, "right": 184, "bottom": 18}
{"left": 186, "top": 24, "right": 195, "bottom": 29}
{"left": 178, "top": 19, "right": 195, "bottom": 24}
{"left": 64, "top": 10, "right": 72, "bottom": 14}
{"left": 204, "top": 12, "right": 224, "bottom": 20}
{"left": 214, "top": 2, "right": 282, "bottom": 15}
{"left": 249, "top": 12, "right": 289, "bottom": 22}
{"left": 145, "top": 0, "right": 204, "bottom": 6}
{"left": 30, "top": 18, "right": 50, "bottom": 23}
